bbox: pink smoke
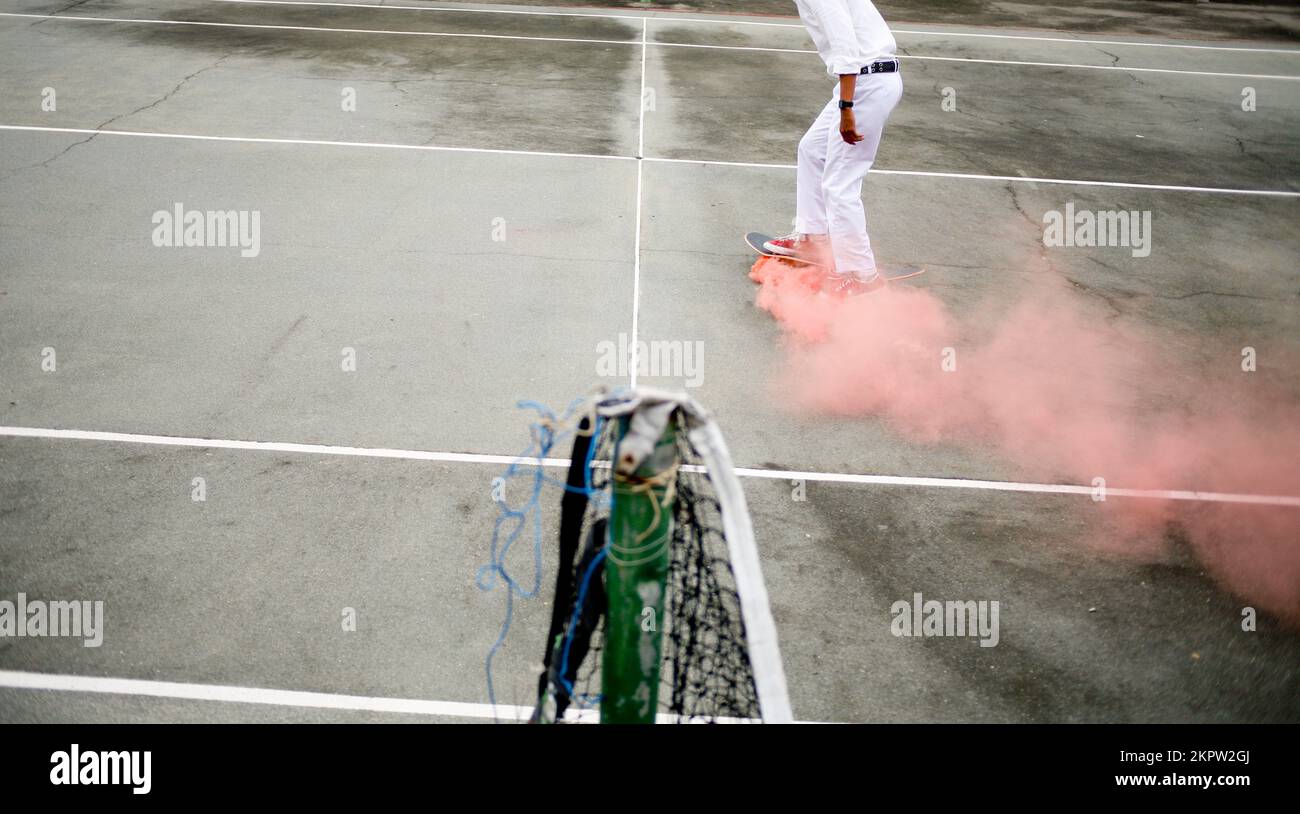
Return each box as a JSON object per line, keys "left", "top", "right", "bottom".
{"left": 750, "top": 256, "right": 1300, "bottom": 625}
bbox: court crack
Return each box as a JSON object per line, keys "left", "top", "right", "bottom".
{"left": 1005, "top": 183, "right": 1127, "bottom": 321}
{"left": 34, "top": 0, "right": 94, "bottom": 22}
{"left": 0, "top": 54, "right": 233, "bottom": 182}
{"left": 115, "top": 54, "right": 233, "bottom": 123}
{"left": 1096, "top": 48, "right": 1122, "bottom": 67}
{"left": 1004, "top": 182, "right": 1051, "bottom": 269}
{"left": 1154, "top": 289, "right": 1270, "bottom": 302}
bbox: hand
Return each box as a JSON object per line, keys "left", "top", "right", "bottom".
{"left": 839, "top": 109, "right": 864, "bottom": 145}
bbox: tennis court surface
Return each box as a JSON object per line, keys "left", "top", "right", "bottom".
{"left": 1, "top": 0, "right": 1298, "bottom": 723}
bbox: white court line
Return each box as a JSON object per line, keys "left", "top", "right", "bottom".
{"left": 644, "top": 155, "right": 1300, "bottom": 197}
{"left": 4, "top": 11, "right": 1299, "bottom": 81}
{"left": 637, "top": 17, "right": 647, "bottom": 159}
{"left": 0, "top": 669, "right": 773, "bottom": 723}
{"left": 210, "top": 0, "right": 641, "bottom": 22}
{"left": 647, "top": 155, "right": 802, "bottom": 171}
{"left": 4, "top": 124, "right": 1298, "bottom": 198}
{"left": 0, "top": 425, "right": 569, "bottom": 467}
{"left": 889, "top": 27, "right": 1300, "bottom": 55}
{"left": 629, "top": 18, "right": 647, "bottom": 389}
{"left": 653, "top": 39, "right": 1300, "bottom": 81}
{"left": 726, "top": 466, "right": 1300, "bottom": 508}
{"left": 891, "top": 51, "right": 1300, "bottom": 81}
{"left": 0, "top": 11, "right": 639, "bottom": 46}
{"left": 867, "top": 167, "right": 1300, "bottom": 196}
{"left": 0, "top": 124, "right": 634, "bottom": 163}
{"left": 3, "top": 426, "right": 1299, "bottom": 507}
{"left": 0, "top": 669, "right": 527, "bottom": 721}
{"left": 208, "top": 0, "right": 1300, "bottom": 54}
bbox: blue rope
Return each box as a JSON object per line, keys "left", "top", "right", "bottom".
{"left": 558, "top": 542, "right": 607, "bottom": 707}
{"left": 476, "top": 396, "right": 608, "bottom": 716}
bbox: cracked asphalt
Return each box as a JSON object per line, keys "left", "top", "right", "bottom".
{"left": 0, "top": 0, "right": 1298, "bottom": 723}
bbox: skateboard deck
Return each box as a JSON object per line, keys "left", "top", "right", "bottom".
{"left": 745, "top": 231, "right": 926, "bottom": 281}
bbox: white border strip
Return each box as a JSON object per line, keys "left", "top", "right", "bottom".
{"left": 629, "top": 18, "right": 647, "bottom": 388}
{"left": 0, "top": 668, "right": 527, "bottom": 720}
{"left": 3, "top": 425, "right": 1298, "bottom": 507}
{"left": 689, "top": 415, "right": 793, "bottom": 722}
{"left": 0, "top": 669, "right": 776, "bottom": 723}
{"left": 206, "top": 0, "right": 1300, "bottom": 54}
{"left": 3, "top": 125, "right": 1296, "bottom": 198}
{"left": 2, "top": 11, "right": 1298, "bottom": 81}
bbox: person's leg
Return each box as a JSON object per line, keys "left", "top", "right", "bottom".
{"left": 823, "top": 72, "right": 903, "bottom": 281}
{"left": 765, "top": 98, "right": 840, "bottom": 258}
{"left": 794, "top": 97, "right": 840, "bottom": 237}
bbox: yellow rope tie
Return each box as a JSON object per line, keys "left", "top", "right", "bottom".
{"left": 613, "top": 461, "right": 680, "bottom": 549}
{"left": 535, "top": 388, "right": 604, "bottom": 440}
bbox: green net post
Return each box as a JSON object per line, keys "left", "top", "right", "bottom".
{"left": 601, "top": 415, "right": 676, "bottom": 724}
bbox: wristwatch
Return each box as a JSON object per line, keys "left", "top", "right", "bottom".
{"left": 838, "top": 100, "right": 854, "bottom": 110}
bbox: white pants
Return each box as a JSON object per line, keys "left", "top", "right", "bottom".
{"left": 794, "top": 72, "right": 902, "bottom": 279}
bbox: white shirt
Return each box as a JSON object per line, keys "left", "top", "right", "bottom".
{"left": 794, "top": 0, "right": 896, "bottom": 77}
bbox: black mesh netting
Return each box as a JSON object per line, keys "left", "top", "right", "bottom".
{"left": 532, "top": 413, "right": 760, "bottom": 723}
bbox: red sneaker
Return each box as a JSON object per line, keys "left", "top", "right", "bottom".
{"left": 762, "top": 233, "right": 826, "bottom": 262}
{"left": 823, "top": 273, "right": 886, "bottom": 298}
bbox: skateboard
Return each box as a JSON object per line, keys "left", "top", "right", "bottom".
{"left": 745, "top": 231, "right": 926, "bottom": 281}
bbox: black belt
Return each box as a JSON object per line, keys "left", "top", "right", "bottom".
{"left": 861, "top": 59, "right": 899, "bottom": 74}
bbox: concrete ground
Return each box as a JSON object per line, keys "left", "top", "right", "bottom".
{"left": 0, "top": 0, "right": 1297, "bottom": 723}
{"left": 512, "top": 0, "right": 1300, "bottom": 43}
